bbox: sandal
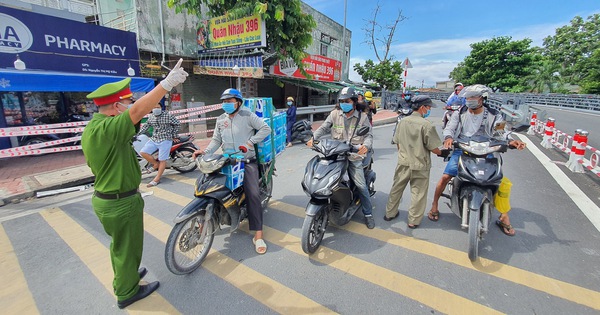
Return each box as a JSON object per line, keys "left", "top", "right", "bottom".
{"left": 252, "top": 238, "right": 267, "bottom": 254}
{"left": 427, "top": 210, "right": 440, "bottom": 222}
{"left": 495, "top": 219, "right": 516, "bottom": 236}
{"left": 146, "top": 180, "right": 160, "bottom": 187}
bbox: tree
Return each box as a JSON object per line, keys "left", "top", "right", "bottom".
{"left": 543, "top": 14, "right": 600, "bottom": 84}
{"left": 449, "top": 36, "right": 538, "bottom": 92}
{"left": 523, "top": 53, "right": 564, "bottom": 93}
{"left": 168, "top": 0, "right": 316, "bottom": 76}
{"left": 580, "top": 48, "right": 600, "bottom": 94}
{"left": 353, "top": 3, "right": 406, "bottom": 90}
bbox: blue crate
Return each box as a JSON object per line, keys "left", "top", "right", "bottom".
{"left": 221, "top": 161, "right": 245, "bottom": 190}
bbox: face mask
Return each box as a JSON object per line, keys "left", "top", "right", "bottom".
{"left": 423, "top": 109, "right": 431, "bottom": 118}
{"left": 222, "top": 102, "right": 236, "bottom": 114}
{"left": 404, "top": 96, "right": 411, "bottom": 101}
{"left": 152, "top": 108, "right": 162, "bottom": 116}
{"left": 465, "top": 100, "right": 481, "bottom": 109}
{"left": 287, "top": 101, "right": 293, "bottom": 106}
{"left": 340, "top": 103, "right": 354, "bottom": 113}
{"left": 127, "top": 104, "right": 134, "bottom": 109}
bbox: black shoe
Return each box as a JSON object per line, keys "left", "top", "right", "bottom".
{"left": 138, "top": 267, "right": 147, "bottom": 279}
{"left": 117, "top": 281, "right": 160, "bottom": 309}
{"left": 365, "top": 215, "right": 375, "bottom": 229}
{"left": 383, "top": 212, "right": 399, "bottom": 222}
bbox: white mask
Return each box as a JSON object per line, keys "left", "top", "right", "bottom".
{"left": 152, "top": 108, "right": 162, "bottom": 116}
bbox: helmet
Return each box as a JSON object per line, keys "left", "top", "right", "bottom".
{"left": 364, "top": 91, "right": 373, "bottom": 101}
{"left": 338, "top": 87, "right": 358, "bottom": 101}
{"left": 458, "top": 84, "right": 492, "bottom": 99}
{"left": 287, "top": 96, "right": 294, "bottom": 102}
{"left": 220, "top": 88, "right": 243, "bottom": 102}
{"left": 404, "top": 90, "right": 412, "bottom": 95}
{"left": 410, "top": 95, "right": 436, "bottom": 110}
{"left": 454, "top": 82, "right": 464, "bottom": 89}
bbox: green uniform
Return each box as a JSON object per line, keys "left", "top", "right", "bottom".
{"left": 81, "top": 109, "right": 144, "bottom": 301}
{"left": 386, "top": 112, "right": 442, "bottom": 225}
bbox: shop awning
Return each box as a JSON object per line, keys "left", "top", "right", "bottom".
{"left": 279, "top": 78, "right": 345, "bottom": 93}
{"left": 0, "top": 69, "right": 156, "bottom": 93}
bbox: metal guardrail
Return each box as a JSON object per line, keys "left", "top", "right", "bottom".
{"left": 295, "top": 104, "right": 336, "bottom": 122}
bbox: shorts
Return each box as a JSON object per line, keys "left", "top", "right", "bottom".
{"left": 443, "top": 149, "right": 462, "bottom": 177}
{"left": 141, "top": 139, "right": 172, "bottom": 161}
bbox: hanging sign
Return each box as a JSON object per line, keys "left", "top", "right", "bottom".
{"left": 270, "top": 54, "right": 342, "bottom": 82}
{"left": 197, "top": 14, "right": 266, "bottom": 54}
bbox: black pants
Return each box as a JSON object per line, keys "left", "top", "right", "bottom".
{"left": 243, "top": 162, "right": 262, "bottom": 231}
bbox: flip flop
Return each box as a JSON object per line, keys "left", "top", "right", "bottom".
{"left": 146, "top": 180, "right": 160, "bottom": 188}
{"left": 252, "top": 238, "right": 267, "bottom": 254}
{"left": 428, "top": 210, "right": 440, "bottom": 222}
{"left": 495, "top": 220, "right": 516, "bottom": 236}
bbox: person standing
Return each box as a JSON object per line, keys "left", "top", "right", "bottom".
{"left": 192, "top": 88, "right": 271, "bottom": 254}
{"left": 81, "top": 59, "right": 188, "bottom": 309}
{"left": 139, "top": 103, "right": 181, "bottom": 187}
{"left": 384, "top": 95, "right": 443, "bottom": 229}
{"left": 285, "top": 96, "right": 297, "bottom": 147}
{"left": 364, "top": 91, "right": 377, "bottom": 124}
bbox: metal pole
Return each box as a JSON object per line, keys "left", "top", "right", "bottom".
{"left": 341, "top": 0, "right": 347, "bottom": 81}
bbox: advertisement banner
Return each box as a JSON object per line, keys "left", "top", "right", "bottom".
{"left": 193, "top": 55, "right": 264, "bottom": 79}
{"left": 0, "top": 6, "right": 140, "bottom": 76}
{"left": 197, "top": 14, "right": 266, "bottom": 54}
{"left": 270, "top": 55, "right": 342, "bottom": 82}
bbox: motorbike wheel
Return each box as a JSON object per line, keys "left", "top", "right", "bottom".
{"left": 259, "top": 177, "right": 273, "bottom": 209}
{"left": 172, "top": 147, "right": 198, "bottom": 173}
{"left": 301, "top": 208, "right": 329, "bottom": 254}
{"left": 165, "top": 212, "right": 214, "bottom": 275}
{"left": 467, "top": 202, "right": 481, "bottom": 262}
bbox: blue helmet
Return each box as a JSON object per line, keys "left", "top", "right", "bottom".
{"left": 220, "top": 88, "right": 243, "bottom": 102}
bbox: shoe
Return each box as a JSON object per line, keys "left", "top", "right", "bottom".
{"left": 146, "top": 180, "right": 160, "bottom": 187}
{"left": 252, "top": 238, "right": 268, "bottom": 254}
{"left": 383, "top": 212, "right": 399, "bottom": 222}
{"left": 138, "top": 267, "right": 147, "bottom": 279}
{"left": 117, "top": 281, "right": 160, "bottom": 309}
{"left": 365, "top": 215, "right": 375, "bottom": 229}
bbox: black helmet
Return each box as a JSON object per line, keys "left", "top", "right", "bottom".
{"left": 410, "top": 95, "right": 437, "bottom": 110}
{"left": 338, "top": 87, "right": 358, "bottom": 101}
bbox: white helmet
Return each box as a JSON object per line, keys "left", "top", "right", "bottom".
{"left": 458, "top": 84, "right": 492, "bottom": 99}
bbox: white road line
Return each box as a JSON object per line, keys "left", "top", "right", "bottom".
{"left": 517, "top": 134, "right": 600, "bottom": 232}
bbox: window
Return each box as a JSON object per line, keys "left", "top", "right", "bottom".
{"left": 321, "top": 43, "right": 328, "bottom": 57}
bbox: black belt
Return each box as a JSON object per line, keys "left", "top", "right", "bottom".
{"left": 94, "top": 189, "right": 139, "bottom": 200}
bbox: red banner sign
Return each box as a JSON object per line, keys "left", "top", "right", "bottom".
{"left": 270, "top": 55, "right": 342, "bottom": 82}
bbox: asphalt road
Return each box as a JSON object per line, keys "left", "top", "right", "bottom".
{"left": 2, "top": 109, "right": 600, "bottom": 314}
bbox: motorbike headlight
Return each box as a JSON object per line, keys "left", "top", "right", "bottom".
{"left": 197, "top": 156, "right": 226, "bottom": 174}
{"left": 313, "top": 176, "right": 337, "bottom": 196}
{"left": 459, "top": 141, "right": 501, "bottom": 155}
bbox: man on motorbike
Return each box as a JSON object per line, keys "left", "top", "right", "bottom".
{"left": 397, "top": 90, "right": 412, "bottom": 111}
{"left": 428, "top": 84, "right": 526, "bottom": 236}
{"left": 446, "top": 82, "right": 464, "bottom": 104}
{"left": 192, "top": 88, "right": 271, "bottom": 254}
{"left": 306, "top": 87, "right": 376, "bottom": 229}
{"left": 385, "top": 95, "right": 443, "bottom": 228}
{"left": 139, "top": 103, "right": 181, "bottom": 187}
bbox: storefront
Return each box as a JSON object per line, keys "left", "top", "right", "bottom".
{"left": 0, "top": 5, "right": 154, "bottom": 149}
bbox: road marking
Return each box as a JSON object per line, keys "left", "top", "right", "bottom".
{"left": 517, "top": 134, "right": 600, "bottom": 232}
{"left": 0, "top": 224, "right": 40, "bottom": 315}
{"left": 269, "top": 200, "right": 600, "bottom": 311}
{"left": 143, "top": 213, "right": 337, "bottom": 314}
{"left": 40, "top": 208, "right": 181, "bottom": 314}
{"left": 148, "top": 185, "right": 500, "bottom": 314}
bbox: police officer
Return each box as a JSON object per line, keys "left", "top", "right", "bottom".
{"left": 81, "top": 59, "right": 188, "bottom": 309}
{"left": 384, "top": 95, "right": 443, "bottom": 228}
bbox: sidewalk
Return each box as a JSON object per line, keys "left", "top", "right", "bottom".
{"left": 0, "top": 109, "right": 397, "bottom": 206}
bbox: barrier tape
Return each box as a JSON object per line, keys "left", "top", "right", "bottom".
{"left": 0, "top": 145, "right": 82, "bottom": 158}
{"left": 178, "top": 129, "right": 214, "bottom": 137}
{"left": 178, "top": 117, "right": 217, "bottom": 124}
{"left": 175, "top": 106, "right": 221, "bottom": 119}
{"left": 0, "top": 121, "right": 88, "bottom": 133}
{"left": 0, "top": 136, "right": 81, "bottom": 155}
{"left": 0, "top": 127, "right": 84, "bottom": 137}
{"left": 168, "top": 103, "right": 221, "bottom": 114}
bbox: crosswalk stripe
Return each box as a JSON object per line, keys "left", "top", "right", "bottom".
{"left": 142, "top": 213, "right": 337, "bottom": 314}
{"left": 39, "top": 208, "right": 181, "bottom": 314}
{"left": 0, "top": 224, "right": 40, "bottom": 315}
{"left": 268, "top": 201, "right": 600, "bottom": 311}
{"left": 146, "top": 184, "right": 500, "bottom": 314}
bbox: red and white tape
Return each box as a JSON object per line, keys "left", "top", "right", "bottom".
{"left": 178, "top": 117, "right": 217, "bottom": 124}
{"left": 0, "top": 136, "right": 81, "bottom": 155}
{"left": 0, "top": 127, "right": 84, "bottom": 137}
{"left": 0, "top": 121, "right": 88, "bottom": 134}
{"left": 178, "top": 129, "right": 215, "bottom": 137}
{"left": 0, "top": 145, "right": 82, "bottom": 158}
{"left": 168, "top": 103, "right": 221, "bottom": 114}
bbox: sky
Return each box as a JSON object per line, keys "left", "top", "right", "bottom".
{"left": 303, "top": 0, "right": 600, "bottom": 88}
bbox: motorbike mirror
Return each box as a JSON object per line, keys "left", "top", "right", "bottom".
{"left": 356, "top": 126, "right": 370, "bottom": 137}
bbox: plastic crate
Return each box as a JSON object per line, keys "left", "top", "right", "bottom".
{"left": 221, "top": 161, "right": 245, "bottom": 190}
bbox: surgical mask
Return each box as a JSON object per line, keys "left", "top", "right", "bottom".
{"left": 222, "top": 102, "right": 236, "bottom": 114}
{"left": 340, "top": 103, "right": 354, "bottom": 113}
{"left": 152, "top": 108, "right": 162, "bottom": 116}
{"left": 465, "top": 100, "right": 481, "bottom": 109}
{"left": 287, "top": 101, "right": 293, "bottom": 106}
{"left": 423, "top": 109, "right": 431, "bottom": 118}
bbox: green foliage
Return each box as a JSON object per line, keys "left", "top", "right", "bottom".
{"left": 353, "top": 60, "right": 404, "bottom": 91}
{"left": 450, "top": 36, "right": 538, "bottom": 92}
{"left": 580, "top": 48, "right": 600, "bottom": 94}
{"left": 523, "top": 54, "right": 564, "bottom": 93}
{"left": 168, "top": 0, "right": 316, "bottom": 77}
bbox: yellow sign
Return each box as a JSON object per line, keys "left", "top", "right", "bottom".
{"left": 198, "top": 14, "right": 266, "bottom": 53}
{"left": 193, "top": 65, "right": 263, "bottom": 79}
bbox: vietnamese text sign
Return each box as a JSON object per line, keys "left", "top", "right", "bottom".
{"left": 197, "top": 14, "right": 266, "bottom": 54}
{"left": 270, "top": 54, "right": 342, "bottom": 82}
{"left": 0, "top": 6, "right": 140, "bottom": 76}
{"left": 193, "top": 55, "right": 264, "bottom": 78}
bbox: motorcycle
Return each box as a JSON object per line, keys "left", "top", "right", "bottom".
{"left": 164, "top": 150, "right": 274, "bottom": 274}
{"left": 391, "top": 104, "right": 413, "bottom": 144}
{"left": 300, "top": 126, "right": 376, "bottom": 254}
{"left": 133, "top": 134, "right": 199, "bottom": 173}
{"left": 442, "top": 98, "right": 462, "bottom": 130}
{"left": 439, "top": 131, "right": 513, "bottom": 261}
{"left": 290, "top": 119, "right": 314, "bottom": 143}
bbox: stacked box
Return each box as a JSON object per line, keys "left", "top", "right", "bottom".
{"left": 243, "top": 99, "right": 256, "bottom": 112}
{"left": 275, "top": 133, "right": 286, "bottom": 154}
{"left": 221, "top": 161, "right": 245, "bottom": 190}
{"left": 257, "top": 135, "right": 273, "bottom": 163}
{"left": 254, "top": 98, "right": 274, "bottom": 118}
{"left": 274, "top": 112, "right": 286, "bottom": 136}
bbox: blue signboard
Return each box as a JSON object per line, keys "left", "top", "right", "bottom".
{"left": 0, "top": 6, "right": 140, "bottom": 76}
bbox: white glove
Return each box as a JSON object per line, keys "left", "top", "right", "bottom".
{"left": 160, "top": 58, "right": 188, "bottom": 91}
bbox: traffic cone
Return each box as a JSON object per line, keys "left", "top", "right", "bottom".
{"left": 568, "top": 131, "right": 588, "bottom": 173}
{"left": 527, "top": 111, "right": 537, "bottom": 135}
{"left": 540, "top": 118, "right": 555, "bottom": 149}
{"left": 565, "top": 129, "right": 582, "bottom": 169}
{"left": 494, "top": 177, "right": 512, "bottom": 213}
